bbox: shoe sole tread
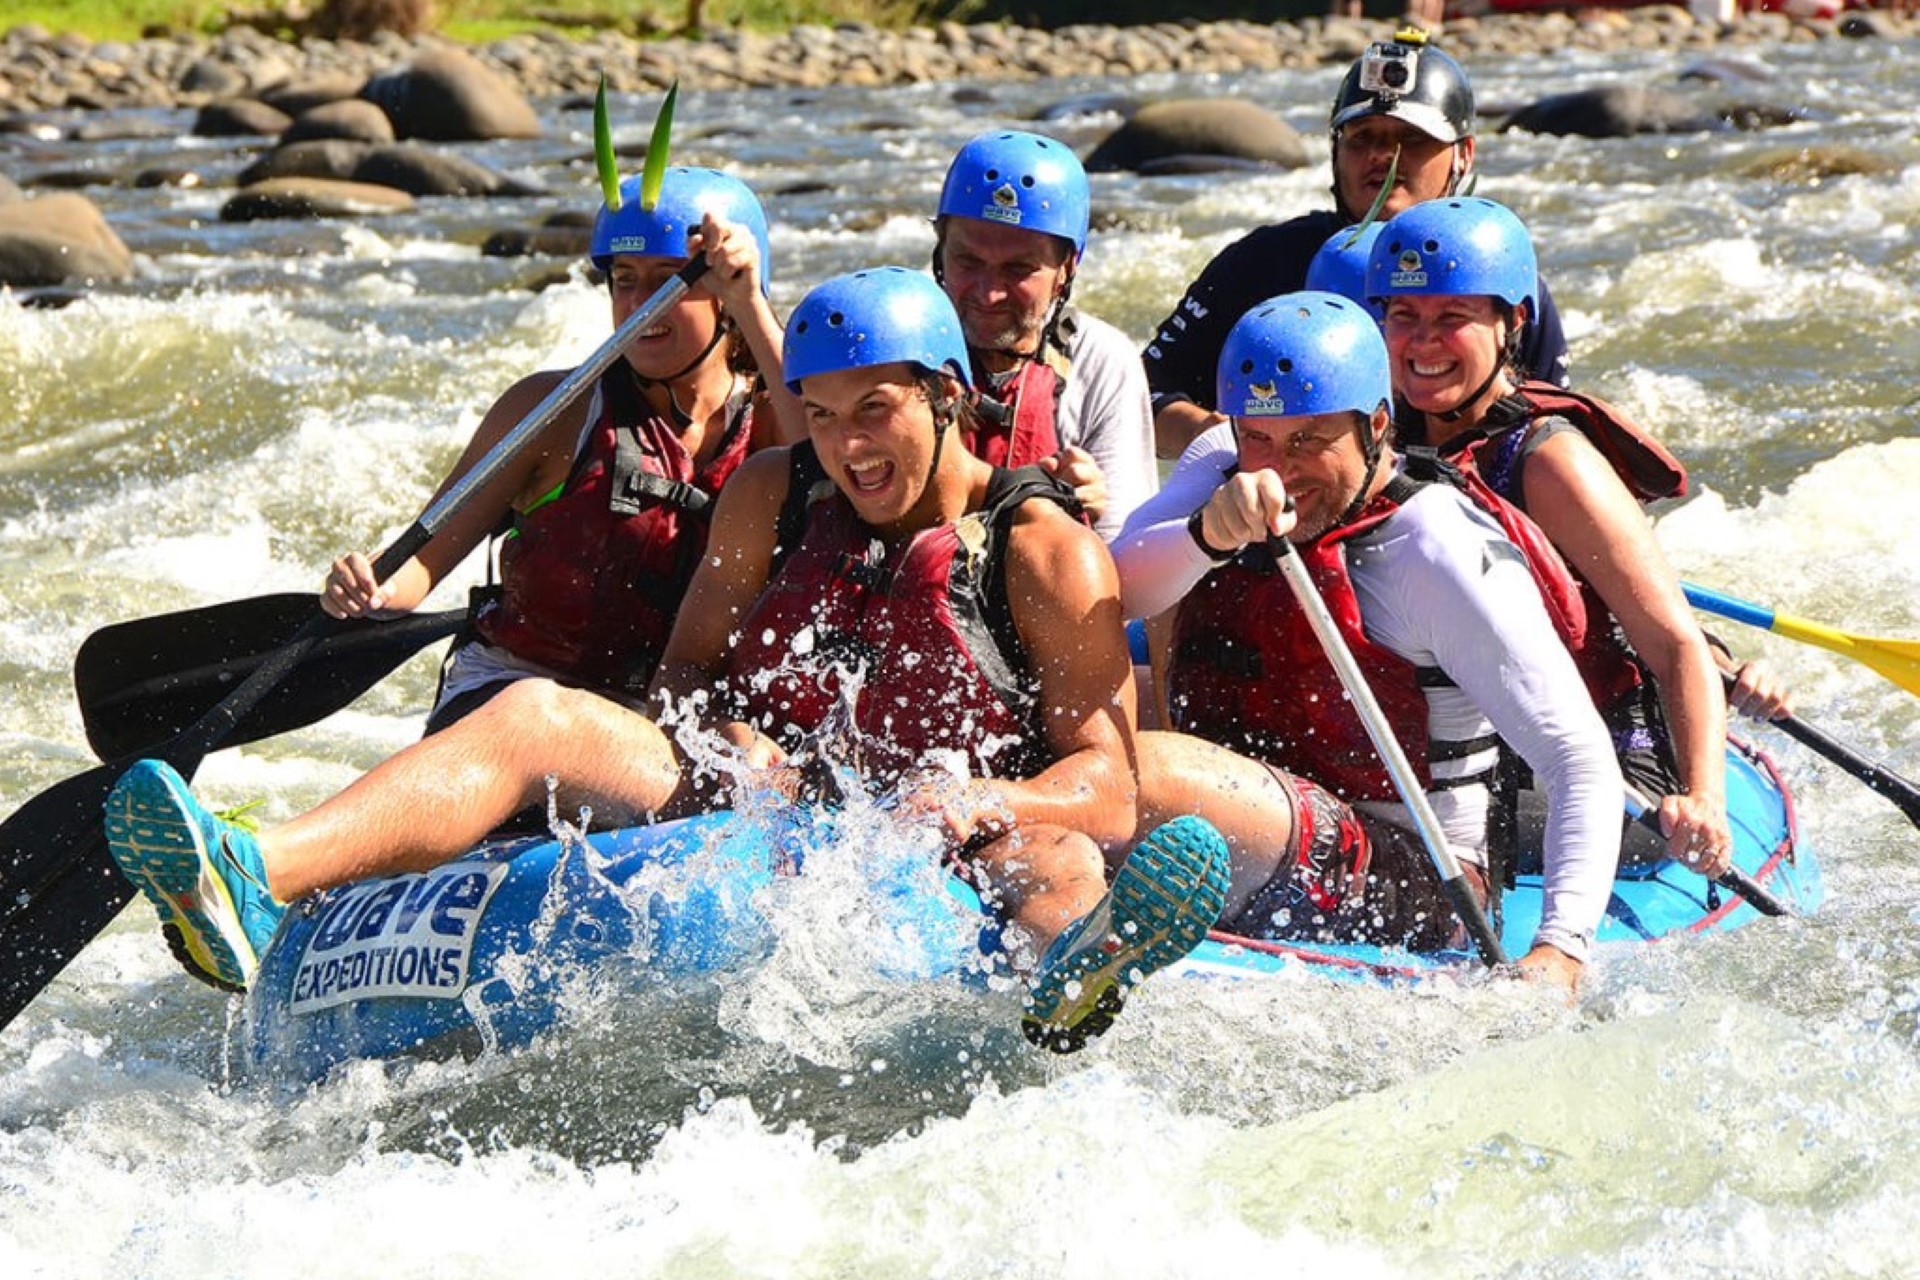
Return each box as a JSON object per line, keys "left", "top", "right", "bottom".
{"left": 105, "top": 765, "right": 254, "bottom": 989}
{"left": 1023, "top": 817, "right": 1229, "bottom": 1049}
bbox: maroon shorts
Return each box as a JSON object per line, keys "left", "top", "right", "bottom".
{"left": 1216, "top": 771, "right": 1486, "bottom": 952}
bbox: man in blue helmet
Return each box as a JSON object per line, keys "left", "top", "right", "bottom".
{"left": 102, "top": 266, "right": 1229, "bottom": 1053}
{"left": 930, "top": 129, "right": 1159, "bottom": 541}
{"left": 1141, "top": 29, "right": 1573, "bottom": 460}
{"left": 1113, "top": 292, "right": 1620, "bottom": 987}
{"left": 107, "top": 166, "right": 795, "bottom": 991}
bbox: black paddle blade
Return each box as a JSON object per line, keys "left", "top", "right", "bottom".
{"left": 75, "top": 595, "right": 465, "bottom": 762}
{"left": 0, "top": 765, "right": 135, "bottom": 1028}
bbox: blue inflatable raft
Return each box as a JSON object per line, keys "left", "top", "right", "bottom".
{"left": 244, "top": 739, "right": 1819, "bottom": 1081}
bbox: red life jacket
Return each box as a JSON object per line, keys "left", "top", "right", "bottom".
{"left": 1169, "top": 475, "right": 1467, "bottom": 804}
{"left": 728, "top": 455, "right": 1073, "bottom": 787}
{"left": 474, "top": 368, "right": 754, "bottom": 696}
{"left": 1422, "top": 382, "right": 1686, "bottom": 710}
{"left": 1433, "top": 382, "right": 1687, "bottom": 506}
{"left": 965, "top": 347, "right": 1064, "bottom": 468}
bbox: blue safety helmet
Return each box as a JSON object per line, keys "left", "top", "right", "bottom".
{"left": 1216, "top": 291, "right": 1390, "bottom": 420}
{"left": 1366, "top": 197, "right": 1537, "bottom": 316}
{"left": 783, "top": 267, "right": 972, "bottom": 395}
{"left": 589, "top": 166, "right": 771, "bottom": 294}
{"left": 937, "top": 130, "right": 1090, "bottom": 256}
{"left": 1304, "top": 222, "right": 1387, "bottom": 319}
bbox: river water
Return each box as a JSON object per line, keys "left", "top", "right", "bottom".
{"left": 4, "top": 32, "right": 1920, "bottom": 1279}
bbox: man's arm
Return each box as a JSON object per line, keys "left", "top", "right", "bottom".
{"left": 1058, "top": 316, "right": 1159, "bottom": 539}
{"left": 1151, "top": 399, "right": 1228, "bottom": 463}
{"left": 1110, "top": 423, "right": 1239, "bottom": 620}
{"left": 974, "top": 503, "right": 1140, "bottom": 853}
{"left": 1380, "top": 494, "right": 1621, "bottom": 965}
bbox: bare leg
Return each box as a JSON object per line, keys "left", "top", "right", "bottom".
{"left": 965, "top": 824, "right": 1108, "bottom": 961}
{"left": 260, "top": 679, "right": 683, "bottom": 899}
{"left": 1135, "top": 728, "right": 1297, "bottom": 922}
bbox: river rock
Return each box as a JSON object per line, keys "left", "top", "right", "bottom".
{"left": 178, "top": 55, "right": 250, "bottom": 98}
{"left": 240, "top": 140, "right": 543, "bottom": 197}
{"left": 0, "top": 191, "right": 133, "bottom": 285}
{"left": 481, "top": 219, "right": 594, "bottom": 258}
{"left": 24, "top": 169, "right": 113, "bottom": 190}
{"left": 194, "top": 98, "right": 293, "bottom": 137}
{"left": 1501, "top": 84, "right": 1726, "bottom": 137}
{"left": 283, "top": 98, "right": 394, "bottom": 144}
{"left": 1083, "top": 98, "right": 1307, "bottom": 173}
{"left": 0, "top": 14, "right": 1917, "bottom": 113}
{"left": 220, "top": 177, "right": 415, "bottom": 221}
{"left": 261, "top": 74, "right": 369, "bottom": 117}
{"left": 360, "top": 45, "right": 541, "bottom": 142}
{"left": 352, "top": 143, "right": 543, "bottom": 197}
{"left": 1840, "top": 11, "right": 1898, "bottom": 37}
{"left": 0, "top": 174, "right": 21, "bottom": 204}
{"left": 132, "top": 168, "right": 205, "bottom": 188}
{"left": 239, "top": 138, "right": 374, "bottom": 184}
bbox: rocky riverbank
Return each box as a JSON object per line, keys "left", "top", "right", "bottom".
{"left": 2, "top": 7, "right": 1913, "bottom": 113}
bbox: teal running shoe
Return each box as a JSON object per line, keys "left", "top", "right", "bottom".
{"left": 104, "top": 760, "right": 285, "bottom": 991}
{"left": 1022, "top": 815, "right": 1231, "bottom": 1054}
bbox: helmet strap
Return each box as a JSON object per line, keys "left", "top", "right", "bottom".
{"left": 1435, "top": 361, "right": 1505, "bottom": 425}
{"left": 1436, "top": 308, "right": 1519, "bottom": 424}
{"left": 922, "top": 376, "right": 958, "bottom": 496}
{"left": 632, "top": 316, "right": 731, "bottom": 429}
{"left": 1335, "top": 406, "right": 1388, "bottom": 527}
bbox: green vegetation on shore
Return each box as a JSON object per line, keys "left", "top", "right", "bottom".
{"left": 4, "top": 0, "right": 932, "bottom": 45}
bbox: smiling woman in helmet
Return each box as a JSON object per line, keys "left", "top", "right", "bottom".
{"left": 319, "top": 166, "right": 798, "bottom": 734}
{"left": 1367, "top": 196, "right": 1790, "bottom": 876}
{"left": 1141, "top": 30, "right": 1572, "bottom": 460}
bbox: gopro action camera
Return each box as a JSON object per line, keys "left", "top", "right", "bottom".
{"left": 1359, "top": 44, "right": 1419, "bottom": 96}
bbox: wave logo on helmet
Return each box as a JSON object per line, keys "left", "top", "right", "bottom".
{"left": 1244, "top": 379, "right": 1287, "bottom": 416}
{"left": 982, "top": 182, "right": 1024, "bottom": 227}
{"left": 1390, "top": 247, "right": 1427, "bottom": 290}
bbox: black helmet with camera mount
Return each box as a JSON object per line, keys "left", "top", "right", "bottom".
{"left": 1329, "top": 29, "right": 1475, "bottom": 146}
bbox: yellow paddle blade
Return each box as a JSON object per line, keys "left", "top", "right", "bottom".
{"left": 1769, "top": 613, "right": 1920, "bottom": 697}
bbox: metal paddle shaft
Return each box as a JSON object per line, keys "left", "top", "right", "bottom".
{"left": 171, "top": 257, "right": 709, "bottom": 763}
{"left": 1621, "top": 785, "right": 1790, "bottom": 918}
{"left": 0, "top": 258, "right": 712, "bottom": 1031}
{"left": 1267, "top": 537, "right": 1508, "bottom": 967}
{"left": 397, "top": 258, "right": 710, "bottom": 579}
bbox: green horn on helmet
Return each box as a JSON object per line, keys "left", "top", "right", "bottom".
{"left": 593, "top": 74, "right": 621, "bottom": 213}
{"left": 639, "top": 80, "right": 678, "bottom": 212}
{"left": 594, "top": 78, "right": 680, "bottom": 214}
